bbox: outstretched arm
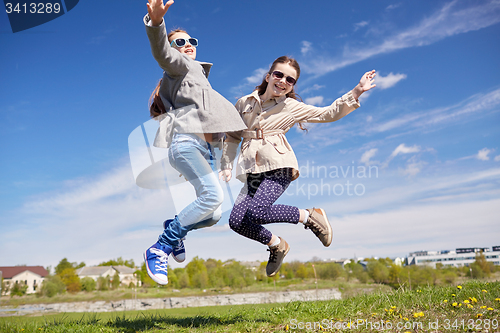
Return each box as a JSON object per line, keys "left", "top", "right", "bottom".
{"left": 352, "top": 70, "right": 376, "bottom": 100}
{"left": 147, "top": 0, "right": 174, "bottom": 26}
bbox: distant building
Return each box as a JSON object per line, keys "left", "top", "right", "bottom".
{"left": 406, "top": 246, "right": 500, "bottom": 268}
{"left": 76, "top": 266, "right": 139, "bottom": 286}
{"left": 0, "top": 266, "right": 48, "bottom": 295}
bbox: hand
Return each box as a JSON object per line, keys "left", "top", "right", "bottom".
{"left": 147, "top": 0, "right": 174, "bottom": 26}
{"left": 352, "top": 70, "right": 376, "bottom": 100}
{"left": 219, "top": 169, "right": 232, "bottom": 182}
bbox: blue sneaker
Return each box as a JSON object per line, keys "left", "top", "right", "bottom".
{"left": 163, "top": 219, "right": 186, "bottom": 263}
{"left": 143, "top": 241, "right": 172, "bottom": 285}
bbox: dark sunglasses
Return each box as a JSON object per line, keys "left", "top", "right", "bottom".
{"left": 170, "top": 38, "right": 198, "bottom": 48}
{"left": 271, "top": 70, "right": 297, "bottom": 86}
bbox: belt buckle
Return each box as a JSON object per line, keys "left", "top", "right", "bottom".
{"left": 255, "top": 129, "right": 263, "bottom": 139}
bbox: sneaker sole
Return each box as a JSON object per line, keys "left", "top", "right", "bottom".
{"left": 171, "top": 253, "right": 185, "bottom": 263}
{"left": 267, "top": 242, "right": 290, "bottom": 277}
{"left": 318, "top": 208, "right": 333, "bottom": 247}
{"left": 143, "top": 251, "right": 169, "bottom": 285}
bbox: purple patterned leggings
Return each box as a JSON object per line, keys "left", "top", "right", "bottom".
{"left": 228, "top": 168, "right": 300, "bottom": 245}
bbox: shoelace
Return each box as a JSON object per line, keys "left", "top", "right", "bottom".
{"left": 150, "top": 247, "right": 169, "bottom": 273}
{"left": 174, "top": 240, "right": 184, "bottom": 251}
{"left": 304, "top": 220, "right": 322, "bottom": 236}
{"left": 267, "top": 247, "right": 279, "bottom": 263}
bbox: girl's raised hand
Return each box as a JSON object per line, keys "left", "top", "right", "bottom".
{"left": 352, "top": 70, "right": 376, "bottom": 100}
{"left": 147, "top": 0, "right": 174, "bottom": 26}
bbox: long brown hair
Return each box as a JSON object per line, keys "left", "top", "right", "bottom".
{"left": 149, "top": 79, "right": 165, "bottom": 118}
{"left": 255, "top": 56, "right": 301, "bottom": 101}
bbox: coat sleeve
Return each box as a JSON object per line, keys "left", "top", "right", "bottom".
{"left": 289, "top": 90, "right": 360, "bottom": 123}
{"left": 144, "top": 15, "right": 189, "bottom": 77}
{"left": 220, "top": 98, "right": 245, "bottom": 171}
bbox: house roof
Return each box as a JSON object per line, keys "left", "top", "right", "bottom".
{"left": 112, "top": 266, "right": 135, "bottom": 274}
{"left": 0, "top": 266, "right": 48, "bottom": 279}
{"left": 76, "top": 266, "right": 115, "bottom": 277}
{"left": 76, "top": 266, "right": 135, "bottom": 277}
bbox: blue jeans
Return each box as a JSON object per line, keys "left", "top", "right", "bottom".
{"left": 158, "top": 133, "right": 223, "bottom": 247}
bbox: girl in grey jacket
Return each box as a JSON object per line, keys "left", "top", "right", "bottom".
{"left": 143, "top": 0, "right": 246, "bottom": 285}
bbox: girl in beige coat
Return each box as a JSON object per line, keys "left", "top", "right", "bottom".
{"left": 220, "top": 56, "right": 376, "bottom": 277}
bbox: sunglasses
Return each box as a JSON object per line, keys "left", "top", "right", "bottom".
{"left": 170, "top": 38, "right": 198, "bottom": 48}
{"left": 271, "top": 70, "right": 297, "bottom": 86}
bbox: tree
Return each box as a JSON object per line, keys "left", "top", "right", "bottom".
{"left": 99, "top": 257, "right": 135, "bottom": 269}
{"left": 55, "top": 258, "right": 85, "bottom": 276}
{"left": 59, "top": 268, "right": 81, "bottom": 293}
{"left": 80, "top": 277, "right": 96, "bottom": 292}
{"left": 10, "top": 281, "right": 28, "bottom": 297}
{"left": 39, "top": 275, "right": 66, "bottom": 297}
{"left": 111, "top": 272, "right": 120, "bottom": 289}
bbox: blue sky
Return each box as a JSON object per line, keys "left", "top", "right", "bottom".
{"left": 1, "top": 0, "right": 499, "bottom": 271}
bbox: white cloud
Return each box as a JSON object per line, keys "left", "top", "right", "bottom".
{"left": 246, "top": 68, "right": 268, "bottom": 85}
{"left": 495, "top": 155, "right": 500, "bottom": 162}
{"left": 390, "top": 143, "right": 421, "bottom": 157}
{"left": 304, "top": 96, "right": 324, "bottom": 106}
{"left": 301, "top": 0, "right": 500, "bottom": 76}
{"left": 360, "top": 148, "right": 378, "bottom": 165}
{"left": 373, "top": 88, "right": 500, "bottom": 134}
{"left": 301, "top": 41, "right": 312, "bottom": 55}
{"left": 386, "top": 3, "right": 402, "bottom": 11}
{"left": 354, "top": 21, "right": 369, "bottom": 31}
{"left": 375, "top": 72, "right": 407, "bottom": 89}
{"left": 477, "top": 148, "right": 491, "bottom": 161}
{"left": 300, "top": 84, "right": 324, "bottom": 95}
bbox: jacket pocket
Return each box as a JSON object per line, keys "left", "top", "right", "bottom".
{"left": 202, "top": 89, "right": 210, "bottom": 111}
{"left": 265, "top": 135, "right": 291, "bottom": 154}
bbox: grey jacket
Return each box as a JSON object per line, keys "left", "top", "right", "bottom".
{"left": 144, "top": 15, "right": 247, "bottom": 148}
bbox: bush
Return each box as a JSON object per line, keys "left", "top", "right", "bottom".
{"left": 10, "top": 282, "right": 28, "bottom": 297}
{"left": 81, "top": 277, "right": 96, "bottom": 292}
{"left": 39, "top": 275, "right": 66, "bottom": 297}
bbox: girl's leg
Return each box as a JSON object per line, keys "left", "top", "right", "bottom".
{"left": 229, "top": 168, "right": 300, "bottom": 245}
{"left": 160, "top": 134, "right": 223, "bottom": 247}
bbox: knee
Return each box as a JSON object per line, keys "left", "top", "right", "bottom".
{"left": 247, "top": 206, "right": 267, "bottom": 223}
{"left": 200, "top": 185, "right": 224, "bottom": 209}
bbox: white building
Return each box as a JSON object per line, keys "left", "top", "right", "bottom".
{"left": 406, "top": 246, "right": 500, "bottom": 268}
{"left": 76, "top": 266, "right": 138, "bottom": 287}
{"left": 0, "top": 266, "right": 48, "bottom": 295}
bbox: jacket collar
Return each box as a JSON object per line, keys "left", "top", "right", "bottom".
{"left": 198, "top": 62, "right": 212, "bottom": 78}
{"left": 249, "top": 90, "right": 287, "bottom": 104}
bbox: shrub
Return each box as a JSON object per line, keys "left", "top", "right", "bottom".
{"left": 80, "top": 277, "right": 96, "bottom": 292}
{"left": 39, "top": 275, "right": 66, "bottom": 297}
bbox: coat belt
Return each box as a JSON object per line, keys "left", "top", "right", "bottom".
{"left": 241, "top": 129, "right": 284, "bottom": 139}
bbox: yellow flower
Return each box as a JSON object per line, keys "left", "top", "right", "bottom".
{"left": 413, "top": 312, "right": 424, "bottom": 318}
{"left": 467, "top": 304, "right": 473, "bottom": 309}
{"left": 480, "top": 306, "right": 487, "bottom": 309}
{"left": 444, "top": 300, "right": 448, "bottom": 303}
{"left": 495, "top": 298, "right": 500, "bottom": 301}
{"left": 482, "top": 289, "right": 487, "bottom": 293}
{"left": 403, "top": 317, "right": 409, "bottom": 321}
{"left": 285, "top": 324, "right": 289, "bottom": 331}
{"left": 470, "top": 297, "right": 478, "bottom": 303}
{"left": 464, "top": 300, "right": 470, "bottom": 304}
{"left": 487, "top": 307, "right": 494, "bottom": 311}
{"left": 477, "top": 314, "right": 483, "bottom": 318}
{"left": 391, "top": 306, "right": 396, "bottom": 309}
{"left": 457, "top": 285, "right": 462, "bottom": 290}
{"left": 452, "top": 293, "right": 456, "bottom": 297}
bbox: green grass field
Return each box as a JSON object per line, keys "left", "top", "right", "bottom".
{"left": 1, "top": 280, "right": 499, "bottom": 332}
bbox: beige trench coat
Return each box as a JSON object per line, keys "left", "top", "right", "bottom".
{"left": 221, "top": 90, "right": 360, "bottom": 182}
